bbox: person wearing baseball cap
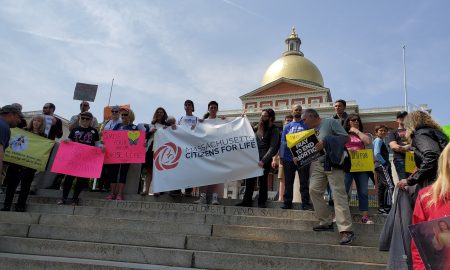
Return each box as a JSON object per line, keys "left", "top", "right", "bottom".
{"left": 388, "top": 111, "right": 411, "bottom": 180}
{"left": 0, "top": 105, "right": 24, "bottom": 188}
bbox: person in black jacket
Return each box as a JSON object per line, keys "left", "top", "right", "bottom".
{"left": 236, "top": 108, "right": 280, "bottom": 208}
{"left": 397, "top": 111, "right": 449, "bottom": 193}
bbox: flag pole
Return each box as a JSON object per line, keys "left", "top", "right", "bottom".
{"left": 107, "top": 78, "right": 114, "bottom": 107}
{"left": 402, "top": 46, "right": 408, "bottom": 112}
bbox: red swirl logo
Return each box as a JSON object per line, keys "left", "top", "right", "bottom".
{"left": 154, "top": 142, "right": 182, "bottom": 171}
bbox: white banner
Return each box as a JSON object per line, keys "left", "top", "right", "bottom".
{"left": 153, "top": 117, "right": 263, "bottom": 192}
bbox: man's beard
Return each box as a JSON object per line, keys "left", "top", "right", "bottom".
{"left": 294, "top": 113, "right": 302, "bottom": 119}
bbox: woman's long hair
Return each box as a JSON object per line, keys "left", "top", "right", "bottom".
{"left": 27, "top": 114, "right": 45, "bottom": 135}
{"left": 343, "top": 113, "right": 364, "bottom": 132}
{"left": 404, "top": 111, "right": 442, "bottom": 138}
{"left": 424, "top": 143, "right": 450, "bottom": 207}
{"left": 256, "top": 108, "right": 275, "bottom": 138}
{"left": 151, "top": 107, "right": 168, "bottom": 125}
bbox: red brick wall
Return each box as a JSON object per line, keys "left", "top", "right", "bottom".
{"left": 253, "top": 82, "right": 313, "bottom": 96}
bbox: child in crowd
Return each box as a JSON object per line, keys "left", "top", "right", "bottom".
{"left": 373, "top": 125, "right": 394, "bottom": 215}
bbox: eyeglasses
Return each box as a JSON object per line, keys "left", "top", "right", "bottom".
{"left": 81, "top": 104, "right": 89, "bottom": 107}
{"left": 121, "top": 114, "right": 129, "bottom": 117}
{"left": 80, "top": 117, "right": 91, "bottom": 121}
{"left": 350, "top": 119, "right": 359, "bottom": 122}
{"left": 43, "top": 106, "right": 50, "bottom": 109}
{"left": 111, "top": 110, "right": 119, "bottom": 113}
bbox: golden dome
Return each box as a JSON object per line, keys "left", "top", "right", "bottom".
{"left": 261, "top": 28, "right": 324, "bottom": 87}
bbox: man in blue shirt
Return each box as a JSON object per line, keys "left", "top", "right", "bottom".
{"left": 279, "top": 104, "right": 312, "bottom": 210}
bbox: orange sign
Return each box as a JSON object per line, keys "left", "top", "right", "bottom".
{"left": 103, "top": 104, "right": 130, "bottom": 122}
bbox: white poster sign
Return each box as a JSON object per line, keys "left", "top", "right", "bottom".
{"left": 153, "top": 117, "right": 263, "bottom": 192}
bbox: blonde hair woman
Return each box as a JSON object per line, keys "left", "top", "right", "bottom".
{"left": 411, "top": 143, "right": 450, "bottom": 269}
{"left": 397, "top": 111, "right": 448, "bottom": 192}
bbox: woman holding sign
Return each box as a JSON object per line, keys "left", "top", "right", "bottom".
{"left": 141, "top": 107, "right": 168, "bottom": 196}
{"left": 343, "top": 114, "right": 373, "bottom": 224}
{"left": 105, "top": 108, "right": 140, "bottom": 201}
{"left": 2, "top": 114, "right": 46, "bottom": 212}
{"left": 57, "top": 112, "right": 101, "bottom": 206}
{"left": 411, "top": 143, "right": 450, "bottom": 269}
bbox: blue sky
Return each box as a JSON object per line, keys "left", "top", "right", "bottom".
{"left": 1, "top": 0, "right": 449, "bottom": 124}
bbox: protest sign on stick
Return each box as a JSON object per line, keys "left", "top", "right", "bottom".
{"left": 73, "top": 82, "right": 98, "bottom": 102}
{"left": 51, "top": 141, "right": 104, "bottom": 178}
{"left": 286, "top": 129, "right": 324, "bottom": 167}
{"left": 4, "top": 128, "right": 55, "bottom": 171}
{"left": 103, "top": 130, "right": 146, "bottom": 164}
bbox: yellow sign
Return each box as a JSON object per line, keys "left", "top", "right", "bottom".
{"left": 405, "top": 151, "right": 416, "bottom": 173}
{"left": 4, "top": 128, "right": 55, "bottom": 171}
{"left": 286, "top": 129, "right": 316, "bottom": 148}
{"left": 349, "top": 149, "right": 375, "bottom": 172}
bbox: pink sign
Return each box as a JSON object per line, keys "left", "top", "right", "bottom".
{"left": 51, "top": 141, "right": 104, "bottom": 178}
{"left": 103, "top": 130, "right": 146, "bottom": 164}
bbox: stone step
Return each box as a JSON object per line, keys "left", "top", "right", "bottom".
{"left": 0, "top": 236, "right": 194, "bottom": 268}
{"left": 0, "top": 237, "right": 385, "bottom": 270}
{"left": 1, "top": 194, "right": 387, "bottom": 223}
{"left": 0, "top": 252, "right": 203, "bottom": 270}
{"left": 0, "top": 206, "right": 383, "bottom": 237}
{"left": 186, "top": 235, "right": 387, "bottom": 264}
{"left": 211, "top": 224, "right": 380, "bottom": 247}
{"left": 0, "top": 222, "right": 384, "bottom": 264}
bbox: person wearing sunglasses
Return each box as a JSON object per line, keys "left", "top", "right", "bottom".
{"left": 105, "top": 108, "right": 140, "bottom": 201}
{"left": 57, "top": 111, "right": 101, "bottom": 206}
{"left": 42, "top": 102, "right": 63, "bottom": 140}
{"left": 342, "top": 113, "right": 373, "bottom": 224}
{"left": 68, "top": 101, "right": 99, "bottom": 131}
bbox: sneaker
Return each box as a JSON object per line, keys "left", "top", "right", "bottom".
{"left": 361, "top": 215, "right": 374, "bottom": 224}
{"left": 106, "top": 194, "right": 115, "bottom": 200}
{"left": 116, "top": 194, "right": 124, "bottom": 201}
{"left": 194, "top": 193, "right": 207, "bottom": 204}
{"left": 377, "top": 208, "right": 388, "bottom": 215}
{"left": 301, "top": 203, "right": 314, "bottom": 211}
{"left": 339, "top": 231, "right": 355, "bottom": 245}
{"left": 313, "top": 223, "right": 334, "bottom": 232}
{"left": 328, "top": 199, "right": 334, "bottom": 206}
{"left": 211, "top": 193, "right": 220, "bottom": 205}
{"left": 140, "top": 191, "right": 148, "bottom": 196}
{"left": 57, "top": 199, "right": 66, "bottom": 205}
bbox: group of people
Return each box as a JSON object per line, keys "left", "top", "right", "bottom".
{"left": 1, "top": 98, "right": 449, "bottom": 256}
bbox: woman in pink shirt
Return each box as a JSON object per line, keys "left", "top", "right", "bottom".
{"left": 343, "top": 114, "right": 373, "bottom": 224}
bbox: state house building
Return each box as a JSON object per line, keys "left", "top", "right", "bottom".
{"left": 221, "top": 27, "right": 429, "bottom": 132}
{"left": 221, "top": 28, "right": 429, "bottom": 200}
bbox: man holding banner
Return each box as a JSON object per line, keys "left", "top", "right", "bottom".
{"left": 279, "top": 104, "right": 312, "bottom": 210}
{"left": 302, "top": 109, "right": 355, "bottom": 245}
{"left": 236, "top": 109, "right": 279, "bottom": 208}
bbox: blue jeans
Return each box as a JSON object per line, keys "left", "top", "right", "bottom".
{"left": 344, "top": 172, "right": 369, "bottom": 211}
{"left": 393, "top": 158, "right": 411, "bottom": 180}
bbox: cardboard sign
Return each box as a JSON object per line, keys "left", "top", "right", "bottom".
{"left": 103, "top": 104, "right": 131, "bottom": 122}
{"left": 4, "top": 128, "right": 55, "bottom": 171}
{"left": 73, "top": 82, "right": 98, "bottom": 102}
{"left": 409, "top": 216, "right": 450, "bottom": 270}
{"left": 286, "top": 129, "right": 324, "bottom": 167}
{"left": 51, "top": 141, "right": 104, "bottom": 178}
{"left": 103, "top": 130, "right": 146, "bottom": 164}
{"left": 349, "top": 149, "right": 375, "bottom": 172}
{"left": 405, "top": 151, "right": 416, "bottom": 173}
